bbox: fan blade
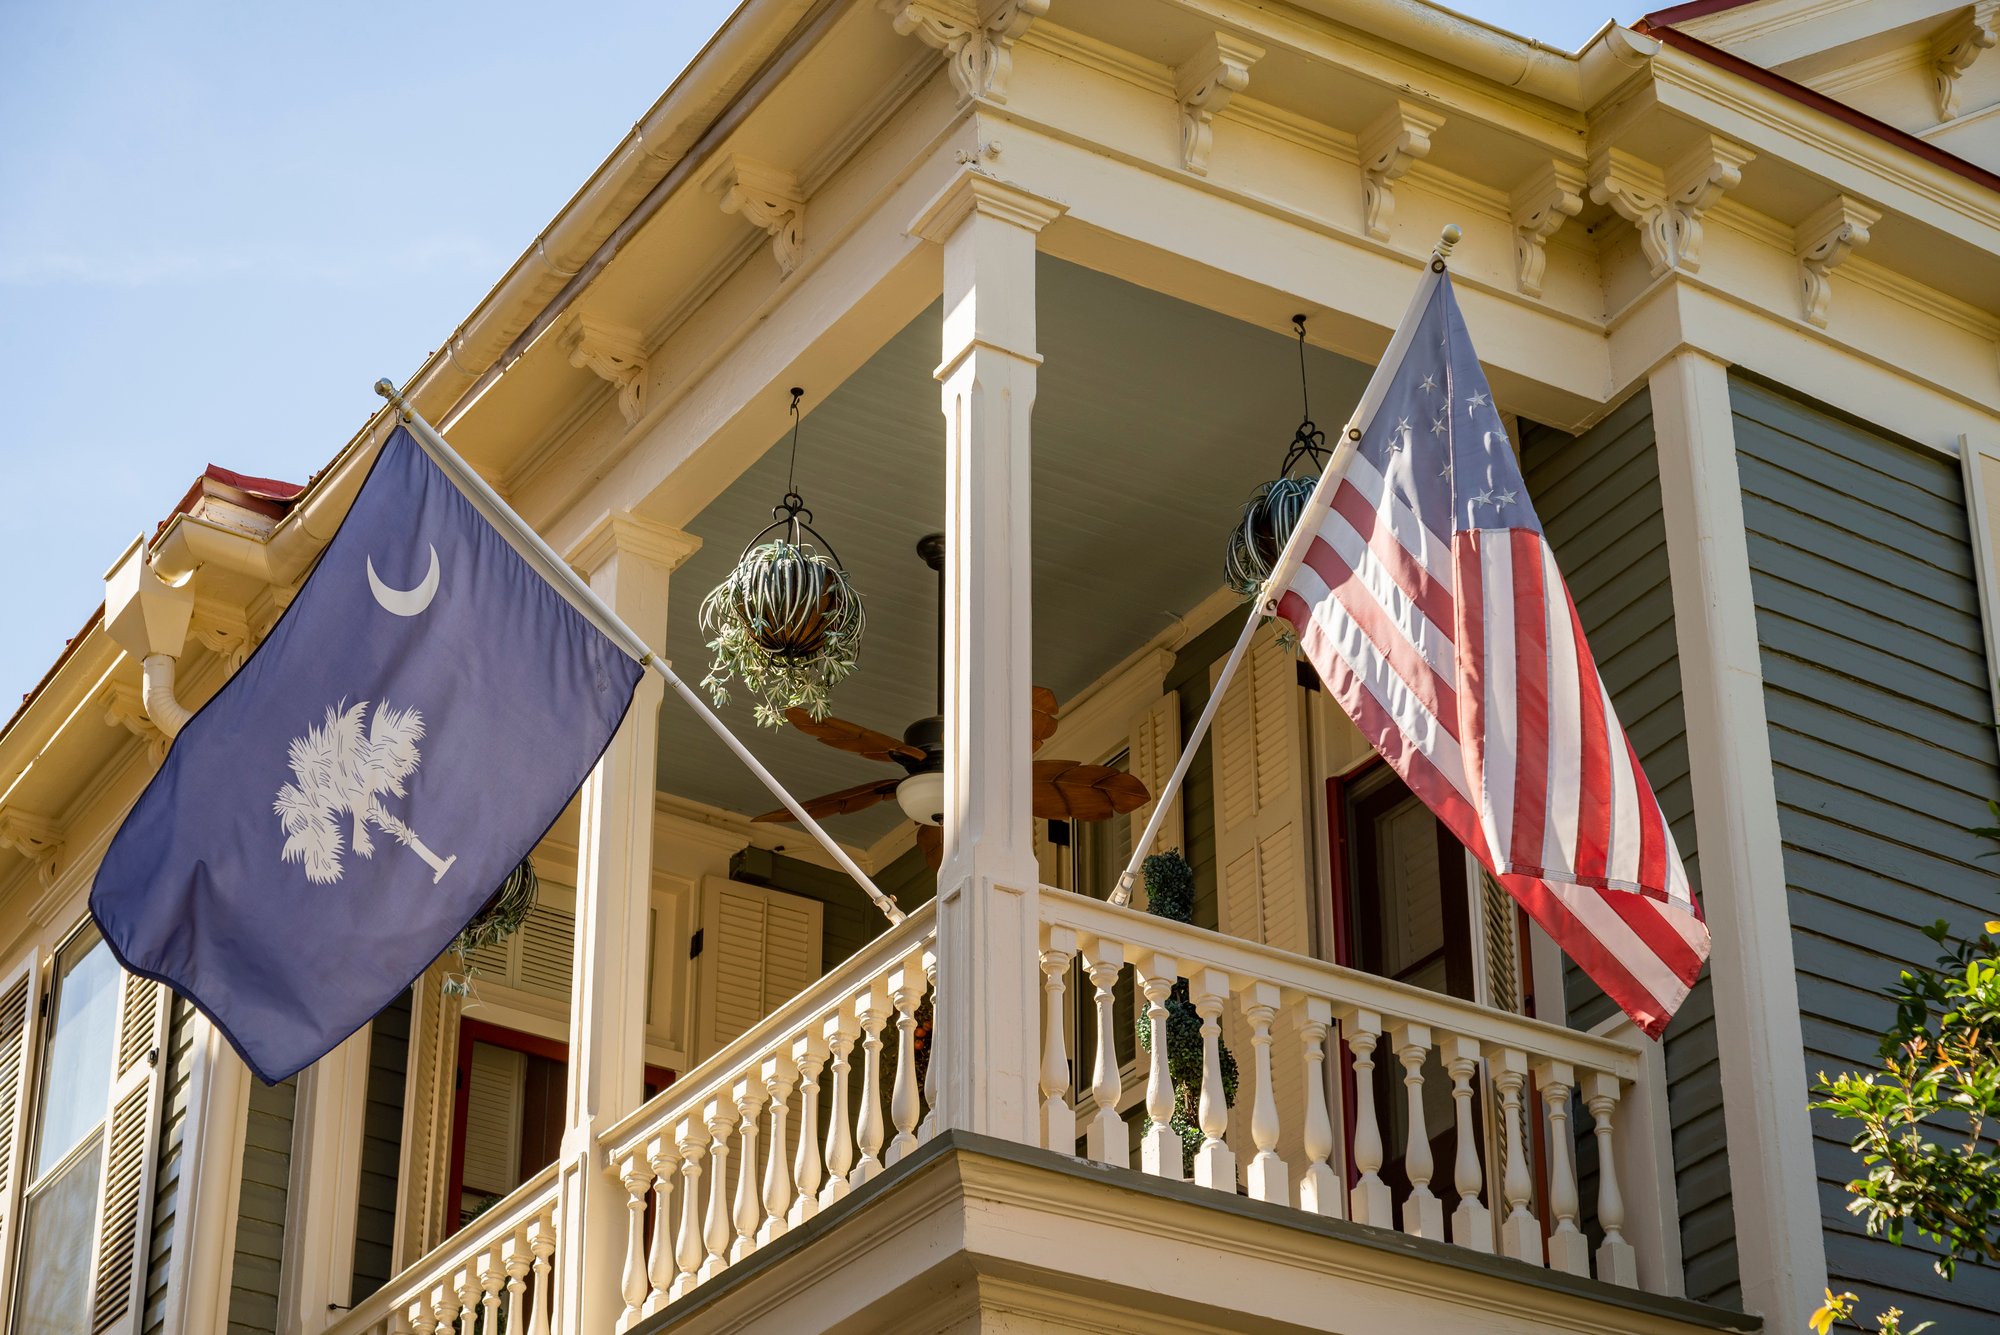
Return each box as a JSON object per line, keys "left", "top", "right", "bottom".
{"left": 1030, "top": 686, "right": 1059, "bottom": 754}
{"left": 916, "top": 823, "right": 944, "bottom": 871}
{"left": 752, "top": 776, "right": 902, "bottom": 824}
{"left": 783, "top": 708, "right": 926, "bottom": 764}
{"left": 1032, "top": 760, "right": 1151, "bottom": 821}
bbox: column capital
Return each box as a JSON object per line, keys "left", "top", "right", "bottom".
{"left": 566, "top": 512, "right": 702, "bottom": 582}
{"left": 908, "top": 170, "right": 1066, "bottom": 244}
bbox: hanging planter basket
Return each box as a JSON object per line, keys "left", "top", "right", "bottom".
{"left": 1223, "top": 315, "right": 1332, "bottom": 599}
{"left": 700, "top": 390, "right": 865, "bottom": 727}
{"left": 444, "top": 856, "right": 538, "bottom": 997}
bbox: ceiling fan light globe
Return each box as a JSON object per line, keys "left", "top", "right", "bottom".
{"left": 896, "top": 771, "right": 946, "bottom": 827}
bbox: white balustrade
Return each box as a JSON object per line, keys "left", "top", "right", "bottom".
{"left": 887, "top": 953, "right": 927, "bottom": 1166}
{"left": 1033, "top": 888, "right": 1658, "bottom": 1292}
{"left": 730, "top": 1078, "right": 767, "bottom": 1261}
{"left": 760, "top": 1053, "right": 797, "bottom": 1244}
{"left": 672, "top": 1120, "right": 706, "bottom": 1300}
{"left": 851, "top": 980, "right": 889, "bottom": 1185}
{"left": 617, "top": 1153, "right": 650, "bottom": 1330}
{"left": 821, "top": 1008, "right": 857, "bottom": 1207}
{"left": 790, "top": 1033, "right": 825, "bottom": 1226}
{"left": 701, "top": 1097, "right": 733, "bottom": 1280}
{"left": 643, "top": 1136, "right": 675, "bottom": 1317}
{"left": 321, "top": 1172, "right": 558, "bottom": 1335}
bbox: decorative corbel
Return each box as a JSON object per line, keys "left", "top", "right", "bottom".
{"left": 882, "top": 0, "right": 1048, "bottom": 105}
{"left": 701, "top": 154, "right": 807, "bottom": 276}
{"left": 1793, "top": 195, "right": 1879, "bottom": 328}
{"left": 1662, "top": 135, "right": 1753, "bottom": 275}
{"left": 561, "top": 316, "right": 649, "bottom": 424}
{"left": 1589, "top": 136, "right": 1750, "bottom": 277}
{"left": 1933, "top": 3, "right": 1998, "bottom": 122}
{"left": 1509, "top": 161, "right": 1585, "bottom": 298}
{"left": 1358, "top": 101, "right": 1445, "bottom": 242}
{"left": 104, "top": 681, "right": 170, "bottom": 764}
{"left": 0, "top": 810, "right": 64, "bottom": 888}
{"left": 1173, "top": 34, "right": 1263, "bottom": 176}
{"left": 193, "top": 605, "right": 254, "bottom": 674}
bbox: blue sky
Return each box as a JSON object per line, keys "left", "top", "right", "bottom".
{"left": 0, "top": 0, "right": 1636, "bottom": 712}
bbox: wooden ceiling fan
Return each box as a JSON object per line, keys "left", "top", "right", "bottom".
{"left": 754, "top": 533, "right": 1150, "bottom": 868}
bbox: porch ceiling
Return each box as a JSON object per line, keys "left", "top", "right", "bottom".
{"left": 656, "top": 257, "right": 1371, "bottom": 843}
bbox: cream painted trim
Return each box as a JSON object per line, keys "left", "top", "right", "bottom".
{"left": 1958, "top": 432, "right": 2000, "bottom": 733}
{"left": 277, "top": 1027, "right": 372, "bottom": 1334}
{"left": 159, "top": 1019, "right": 252, "bottom": 1335}
{"left": 1648, "top": 350, "right": 1824, "bottom": 1329}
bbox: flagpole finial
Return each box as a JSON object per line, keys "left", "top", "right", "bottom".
{"left": 374, "top": 377, "right": 414, "bottom": 423}
{"left": 1433, "top": 224, "right": 1463, "bottom": 268}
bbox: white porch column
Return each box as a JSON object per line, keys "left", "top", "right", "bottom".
{"left": 557, "top": 514, "right": 700, "bottom": 1335}
{"left": 161, "top": 1020, "right": 251, "bottom": 1335}
{"left": 277, "top": 1027, "right": 373, "bottom": 1332}
{"left": 1649, "top": 350, "right": 1825, "bottom": 1329}
{"left": 911, "top": 173, "right": 1062, "bottom": 1145}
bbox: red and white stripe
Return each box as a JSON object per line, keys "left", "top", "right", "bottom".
{"left": 1276, "top": 459, "right": 1709, "bottom": 1038}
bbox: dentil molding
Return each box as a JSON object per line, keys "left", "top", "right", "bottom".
{"left": 1358, "top": 101, "right": 1445, "bottom": 242}
{"left": 701, "top": 153, "right": 808, "bottom": 276}
{"left": 1173, "top": 33, "right": 1263, "bottom": 177}
{"left": 1793, "top": 194, "right": 1879, "bottom": 328}
{"left": 562, "top": 316, "right": 650, "bottom": 425}
{"left": 1509, "top": 161, "right": 1585, "bottom": 298}
{"left": 882, "top": 0, "right": 1048, "bottom": 105}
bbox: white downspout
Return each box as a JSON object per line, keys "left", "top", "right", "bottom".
{"left": 104, "top": 534, "right": 197, "bottom": 740}
{"left": 140, "top": 652, "right": 195, "bottom": 739}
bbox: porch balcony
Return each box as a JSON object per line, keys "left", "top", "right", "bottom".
{"left": 322, "top": 886, "right": 1745, "bottom": 1335}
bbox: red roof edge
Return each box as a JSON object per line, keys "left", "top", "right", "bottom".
{"left": 1633, "top": 21, "right": 2000, "bottom": 198}
{"left": 1639, "top": 0, "right": 1764, "bottom": 27}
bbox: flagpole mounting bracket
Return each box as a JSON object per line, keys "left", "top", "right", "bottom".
{"left": 1432, "top": 222, "right": 1463, "bottom": 271}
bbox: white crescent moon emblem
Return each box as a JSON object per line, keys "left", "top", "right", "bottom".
{"left": 367, "top": 545, "right": 440, "bottom": 616}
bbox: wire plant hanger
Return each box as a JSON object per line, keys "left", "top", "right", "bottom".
{"left": 700, "top": 388, "right": 867, "bottom": 726}
{"left": 1224, "top": 315, "right": 1330, "bottom": 596}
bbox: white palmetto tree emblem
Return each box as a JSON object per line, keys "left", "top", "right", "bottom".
{"left": 273, "top": 699, "right": 458, "bottom": 885}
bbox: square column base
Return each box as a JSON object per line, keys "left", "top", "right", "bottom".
{"left": 1402, "top": 1188, "right": 1445, "bottom": 1240}
{"left": 1193, "top": 1139, "right": 1237, "bottom": 1192}
{"left": 1087, "top": 1111, "right": 1129, "bottom": 1168}
{"left": 1451, "top": 1199, "right": 1493, "bottom": 1252}
{"left": 1246, "top": 1152, "right": 1289, "bottom": 1206}
{"left": 1140, "top": 1125, "right": 1184, "bottom": 1180}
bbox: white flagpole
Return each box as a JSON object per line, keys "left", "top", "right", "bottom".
{"left": 1110, "top": 224, "right": 1461, "bottom": 907}
{"left": 372, "top": 380, "right": 905, "bottom": 927}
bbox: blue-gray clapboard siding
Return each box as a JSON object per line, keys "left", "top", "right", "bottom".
{"left": 141, "top": 996, "right": 195, "bottom": 1335}
{"left": 1732, "top": 374, "right": 2000, "bottom": 1324}
{"left": 352, "top": 994, "right": 410, "bottom": 1303}
{"left": 226, "top": 1073, "right": 296, "bottom": 1334}
{"left": 1520, "top": 391, "right": 1738, "bottom": 1309}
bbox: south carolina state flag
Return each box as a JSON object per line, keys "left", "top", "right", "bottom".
{"left": 93, "top": 427, "right": 643, "bottom": 1082}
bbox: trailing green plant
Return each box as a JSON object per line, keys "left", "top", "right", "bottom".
{"left": 1811, "top": 917, "right": 2000, "bottom": 1280}
{"left": 699, "top": 538, "right": 865, "bottom": 728}
{"left": 444, "top": 856, "right": 538, "bottom": 998}
{"left": 1133, "top": 849, "right": 1237, "bottom": 1174}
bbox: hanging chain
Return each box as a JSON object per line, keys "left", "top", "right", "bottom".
{"left": 1281, "top": 314, "right": 1329, "bottom": 477}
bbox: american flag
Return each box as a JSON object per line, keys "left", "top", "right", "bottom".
{"left": 1273, "top": 273, "right": 1709, "bottom": 1037}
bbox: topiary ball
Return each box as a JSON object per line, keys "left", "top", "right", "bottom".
{"left": 1142, "top": 849, "right": 1196, "bottom": 924}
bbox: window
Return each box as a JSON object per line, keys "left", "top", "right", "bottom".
{"left": 13, "top": 926, "right": 119, "bottom": 1335}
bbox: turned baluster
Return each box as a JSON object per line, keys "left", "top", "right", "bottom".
{"left": 730, "top": 1077, "right": 768, "bottom": 1261}
{"left": 475, "top": 1250, "right": 504, "bottom": 1335}
{"left": 1298, "top": 997, "right": 1338, "bottom": 1215}
{"left": 1081, "top": 936, "right": 1129, "bottom": 1168}
{"left": 1537, "top": 1060, "right": 1587, "bottom": 1275}
{"left": 1587, "top": 1072, "right": 1638, "bottom": 1286}
{"left": 434, "top": 1282, "right": 462, "bottom": 1335}
{"left": 453, "top": 1268, "right": 479, "bottom": 1335}
{"left": 406, "top": 1294, "right": 439, "bottom": 1335}
{"left": 671, "top": 1120, "right": 707, "bottom": 1300}
{"left": 1190, "top": 968, "right": 1237, "bottom": 1191}
{"left": 1391, "top": 1022, "right": 1444, "bottom": 1238}
{"left": 887, "top": 953, "right": 926, "bottom": 1166}
{"left": 1038, "top": 928, "right": 1078, "bottom": 1151}
{"left": 790, "top": 1032, "right": 827, "bottom": 1225}
{"left": 1241, "top": 980, "right": 1288, "bottom": 1204}
{"left": 821, "top": 1008, "right": 858, "bottom": 1206}
{"left": 1493, "top": 1048, "right": 1543, "bottom": 1264}
{"left": 1136, "top": 952, "right": 1182, "bottom": 1180}
{"left": 920, "top": 946, "right": 941, "bottom": 1140}
{"left": 1445, "top": 1036, "right": 1491, "bottom": 1251}
{"left": 701, "top": 1098, "right": 734, "bottom": 1281}
{"left": 760, "top": 1053, "right": 798, "bottom": 1244}
{"left": 645, "top": 1135, "right": 676, "bottom": 1315}
{"left": 615, "top": 1153, "right": 651, "bottom": 1329}
{"left": 1346, "top": 1009, "right": 1392, "bottom": 1226}
{"left": 500, "top": 1231, "right": 531, "bottom": 1335}
{"left": 525, "top": 1211, "right": 555, "bottom": 1335}
{"left": 851, "top": 981, "right": 889, "bottom": 1185}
